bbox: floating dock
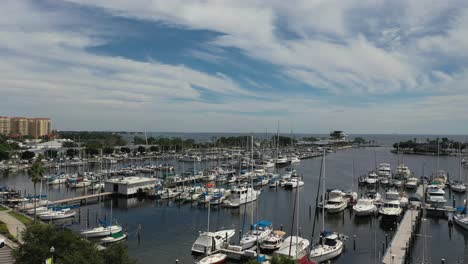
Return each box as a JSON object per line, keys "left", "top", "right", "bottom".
{"left": 382, "top": 186, "right": 424, "bottom": 264}
{"left": 49, "top": 192, "right": 113, "bottom": 205}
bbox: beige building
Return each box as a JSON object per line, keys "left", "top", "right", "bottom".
{"left": 28, "top": 118, "right": 51, "bottom": 138}
{"left": 1, "top": 116, "right": 51, "bottom": 138}
{"left": 0, "top": 116, "right": 11, "bottom": 135}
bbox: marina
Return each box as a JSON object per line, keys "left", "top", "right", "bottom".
{"left": 1, "top": 139, "right": 468, "bottom": 263}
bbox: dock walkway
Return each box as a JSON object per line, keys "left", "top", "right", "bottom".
{"left": 49, "top": 192, "right": 113, "bottom": 205}
{"left": 382, "top": 186, "right": 424, "bottom": 264}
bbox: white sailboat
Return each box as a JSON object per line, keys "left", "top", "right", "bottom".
{"left": 309, "top": 151, "right": 345, "bottom": 262}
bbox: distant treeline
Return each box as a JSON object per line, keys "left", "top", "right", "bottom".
{"left": 393, "top": 137, "right": 467, "bottom": 154}
{"left": 59, "top": 131, "right": 127, "bottom": 147}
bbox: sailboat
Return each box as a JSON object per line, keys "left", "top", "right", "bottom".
{"left": 275, "top": 170, "right": 310, "bottom": 260}
{"left": 192, "top": 196, "right": 235, "bottom": 255}
{"left": 309, "top": 151, "right": 346, "bottom": 263}
{"left": 451, "top": 147, "right": 466, "bottom": 193}
{"left": 454, "top": 168, "right": 468, "bottom": 229}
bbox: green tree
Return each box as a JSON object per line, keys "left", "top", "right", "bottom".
{"left": 21, "top": 151, "right": 35, "bottom": 160}
{"left": 103, "top": 147, "right": 114, "bottom": 155}
{"left": 100, "top": 243, "right": 136, "bottom": 264}
{"left": 27, "top": 157, "right": 45, "bottom": 221}
{"left": 62, "top": 141, "right": 77, "bottom": 148}
{"left": 120, "top": 147, "right": 131, "bottom": 154}
{"left": 149, "top": 146, "right": 158, "bottom": 152}
{"left": 137, "top": 146, "right": 146, "bottom": 153}
{"left": 44, "top": 150, "right": 58, "bottom": 159}
{"left": 66, "top": 148, "right": 79, "bottom": 157}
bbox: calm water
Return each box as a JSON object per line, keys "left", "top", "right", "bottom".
{"left": 2, "top": 146, "right": 468, "bottom": 263}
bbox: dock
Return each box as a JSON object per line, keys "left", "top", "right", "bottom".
{"left": 49, "top": 192, "right": 113, "bottom": 205}
{"left": 382, "top": 185, "right": 424, "bottom": 264}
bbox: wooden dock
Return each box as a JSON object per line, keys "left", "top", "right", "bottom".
{"left": 382, "top": 186, "right": 424, "bottom": 264}
{"left": 49, "top": 192, "right": 113, "bottom": 205}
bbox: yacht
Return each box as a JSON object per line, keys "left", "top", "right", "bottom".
{"left": 379, "top": 199, "right": 402, "bottom": 220}
{"left": 451, "top": 181, "right": 466, "bottom": 193}
{"left": 260, "top": 230, "right": 286, "bottom": 253}
{"left": 223, "top": 187, "right": 258, "bottom": 208}
{"left": 274, "top": 236, "right": 310, "bottom": 260}
{"left": 288, "top": 156, "right": 301, "bottom": 164}
{"left": 405, "top": 177, "right": 419, "bottom": 189}
{"left": 395, "top": 164, "right": 412, "bottom": 179}
{"left": 378, "top": 163, "right": 391, "bottom": 177}
{"left": 431, "top": 170, "right": 448, "bottom": 189}
{"left": 365, "top": 172, "right": 379, "bottom": 185}
{"left": 454, "top": 214, "right": 468, "bottom": 230}
{"left": 39, "top": 208, "right": 76, "bottom": 220}
{"left": 426, "top": 185, "right": 447, "bottom": 208}
{"left": 257, "top": 159, "right": 275, "bottom": 169}
{"left": 364, "top": 191, "right": 382, "bottom": 205}
{"left": 353, "top": 198, "right": 377, "bottom": 216}
{"left": 275, "top": 156, "right": 289, "bottom": 166}
{"left": 240, "top": 220, "right": 273, "bottom": 250}
{"left": 324, "top": 190, "right": 347, "bottom": 213}
{"left": 284, "top": 178, "right": 304, "bottom": 189}
{"left": 191, "top": 229, "right": 236, "bottom": 255}
{"left": 309, "top": 232, "right": 345, "bottom": 263}
{"left": 385, "top": 189, "right": 408, "bottom": 207}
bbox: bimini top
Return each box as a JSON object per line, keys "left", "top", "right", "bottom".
{"left": 251, "top": 220, "right": 272, "bottom": 230}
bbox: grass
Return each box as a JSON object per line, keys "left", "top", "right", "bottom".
{"left": 8, "top": 211, "right": 33, "bottom": 226}
{"left": 0, "top": 220, "right": 18, "bottom": 242}
{"left": 0, "top": 206, "right": 8, "bottom": 211}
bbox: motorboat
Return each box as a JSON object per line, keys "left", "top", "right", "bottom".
{"left": 395, "top": 164, "right": 412, "bottom": 179}
{"left": 260, "top": 230, "right": 286, "bottom": 253}
{"left": 405, "top": 177, "right": 419, "bottom": 189}
{"left": 324, "top": 190, "right": 347, "bottom": 213}
{"left": 100, "top": 231, "right": 127, "bottom": 244}
{"left": 426, "top": 185, "right": 447, "bottom": 208}
{"left": 365, "top": 172, "right": 379, "bottom": 185}
{"left": 353, "top": 198, "right": 377, "bottom": 216}
{"left": 378, "top": 163, "right": 391, "bottom": 177}
{"left": 454, "top": 214, "right": 468, "bottom": 230}
{"left": 288, "top": 156, "right": 301, "bottom": 164}
{"left": 257, "top": 159, "right": 275, "bottom": 169}
{"left": 274, "top": 236, "right": 310, "bottom": 260}
{"left": 240, "top": 220, "right": 272, "bottom": 250}
{"left": 431, "top": 170, "right": 448, "bottom": 189}
{"left": 450, "top": 181, "right": 466, "bottom": 193}
{"left": 309, "top": 232, "right": 345, "bottom": 263}
{"left": 191, "top": 229, "right": 236, "bottom": 255}
{"left": 364, "top": 191, "right": 382, "bottom": 205}
{"left": 197, "top": 253, "right": 227, "bottom": 264}
{"left": 223, "top": 187, "right": 258, "bottom": 208}
{"left": 391, "top": 179, "right": 403, "bottom": 188}
{"left": 378, "top": 200, "right": 402, "bottom": 220}
{"left": 39, "top": 208, "right": 76, "bottom": 220}
{"left": 284, "top": 178, "right": 304, "bottom": 189}
{"left": 385, "top": 189, "right": 408, "bottom": 207}
{"left": 275, "top": 156, "right": 289, "bottom": 166}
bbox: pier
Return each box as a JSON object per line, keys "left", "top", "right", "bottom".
{"left": 382, "top": 186, "right": 424, "bottom": 264}
{"left": 49, "top": 192, "right": 113, "bottom": 205}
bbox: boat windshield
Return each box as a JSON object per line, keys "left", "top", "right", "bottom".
{"left": 324, "top": 238, "right": 337, "bottom": 247}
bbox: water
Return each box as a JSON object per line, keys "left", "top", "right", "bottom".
{"left": 2, "top": 146, "right": 468, "bottom": 263}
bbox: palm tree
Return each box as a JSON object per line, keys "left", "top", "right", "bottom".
{"left": 27, "top": 155, "right": 45, "bottom": 222}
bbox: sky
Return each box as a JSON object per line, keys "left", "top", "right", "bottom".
{"left": 1, "top": 0, "right": 468, "bottom": 134}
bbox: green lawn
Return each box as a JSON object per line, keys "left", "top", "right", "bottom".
{"left": 0, "top": 220, "right": 18, "bottom": 242}
{"left": 8, "top": 211, "right": 33, "bottom": 226}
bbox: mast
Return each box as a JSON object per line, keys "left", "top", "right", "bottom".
{"left": 250, "top": 135, "right": 254, "bottom": 225}
{"left": 322, "top": 149, "right": 326, "bottom": 232}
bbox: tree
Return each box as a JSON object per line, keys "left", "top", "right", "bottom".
{"left": 103, "top": 147, "right": 114, "bottom": 155}
{"left": 120, "top": 147, "right": 131, "bottom": 154}
{"left": 353, "top": 137, "right": 367, "bottom": 144}
{"left": 62, "top": 141, "right": 77, "bottom": 148}
{"left": 137, "top": 146, "right": 146, "bottom": 153}
{"left": 21, "top": 151, "right": 35, "bottom": 160}
{"left": 0, "top": 150, "right": 9, "bottom": 161}
{"left": 44, "top": 150, "right": 58, "bottom": 159}
{"left": 13, "top": 224, "right": 135, "bottom": 264}
{"left": 27, "top": 157, "right": 45, "bottom": 221}
{"left": 66, "top": 148, "right": 79, "bottom": 157}
{"left": 149, "top": 146, "right": 158, "bottom": 152}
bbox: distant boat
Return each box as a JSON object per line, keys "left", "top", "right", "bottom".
{"left": 100, "top": 231, "right": 127, "bottom": 244}
{"left": 324, "top": 190, "right": 347, "bottom": 213}
{"left": 81, "top": 220, "right": 122, "bottom": 238}
{"left": 260, "top": 230, "right": 286, "bottom": 253}
{"left": 239, "top": 220, "right": 272, "bottom": 250}
{"left": 191, "top": 230, "right": 235, "bottom": 255}
{"left": 284, "top": 178, "right": 304, "bottom": 189}
{"left": 39, "top": 208, "right": 75, "bottom": 220}
{"left": 197, "top": 253, "right": 227, "bottom": 264}
{"left": 353, "top": 198, "right": 377, "bottom": 216}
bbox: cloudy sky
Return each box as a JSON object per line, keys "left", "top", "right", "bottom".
{"left": 1, "top": 0, "right": 468, "bottom": 134}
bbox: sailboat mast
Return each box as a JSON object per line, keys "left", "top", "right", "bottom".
{"left": 322, "top": 150, "right": 326, "bottom": 232}
{"left": 250, "top": 135, "right": 254, "bottom": 225}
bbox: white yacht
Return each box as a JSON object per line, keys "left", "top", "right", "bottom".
{"left": 223, "top": 187, "right": 258, "bottom": 208}
{"left": 39, "top": 208, "right": 76, "bottom": 220}
{"left": 324, "top": 190, "right": 347, "bottom": 213}
{"left": 431, "top": 170, "right": 448, "bottom": 189}
{"left": 191, "top": 229, "right": 236, "bottom": 255}
{"left": 378, "top": 163, "right": 391, "bottom": 177}
{"left": 257, "top": 159, "right": 276, "bottom": 169}
{"left": 260, "top": 230, "right": 286, "bottom": 253}
{"left": 365, "top": 172, "right": 379, "bottom": 185}
{"left": 275, "top": 156, "right": 289, "bottom": 166}
{"left": 353, "top": 198, "right": 377, "bottom": 216}
{"left": 405, "top": 177, "right": 419, "bottom": 189}
{"left": 240, "top": 220, "right": 272, "bottom": 250}
{"left": 451, "top": 182, "right": 466, "bottom": 193}
{"left": 395, "top": 164, "right": 412, "bottom": 179}
{"left": 379, "top": 199, "right": 402, "bottom": 219}
{"left": 309, "top": 232, "right": 345, "bottom": 263}
{"left": 274, "top": 236, "right": 310, "bottom": 260}
{"left": 426, "top": 185, "right": 447, "bottom": 208}
{"left": 288, "top": 156, "right": 301, "bottom": 164}
{"left": 284, "top": 178, "right": 304, "bottom": 189}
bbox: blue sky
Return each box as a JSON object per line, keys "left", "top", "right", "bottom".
{"left": 1, "top": 0, "right": 468, "bottom": 134}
